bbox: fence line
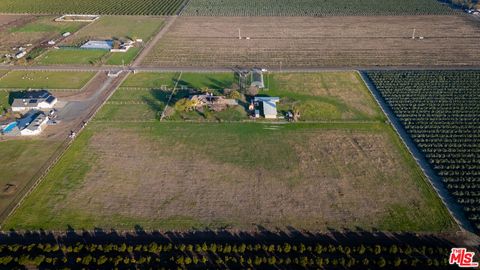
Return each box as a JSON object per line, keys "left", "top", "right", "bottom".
{"left": 160, "top": 72, "right": 182, "bottom": 121}
{"left": 0, "top": 71, "right": 129, "bottom": 227}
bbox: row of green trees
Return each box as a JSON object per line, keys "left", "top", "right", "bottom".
{"left": 0, "top": 241, "right": 453, "bottom": 268}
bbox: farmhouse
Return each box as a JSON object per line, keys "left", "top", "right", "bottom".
{"left": 254, "top": 96, "right": 279, "bottom": 119}
{"left": 13, "top": 110, "right": 49, "bottom": 136}
{"left": 11, "top": 90, "right": 57, "bottom": 112}
{"left": 81, "top": 40, "right": 114, "bottom": 50}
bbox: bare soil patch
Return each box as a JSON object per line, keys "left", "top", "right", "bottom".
{"left": 0, "top": 15, "right": 33, "bottom": 32}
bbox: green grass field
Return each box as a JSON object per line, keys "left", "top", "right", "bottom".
{"left": 0, "top": 70, "right": 96, "bottom": 89}
{"left": 0, "top": 140, "right": 61, "bottom": 222}
{"left": 38, "top": 16, "right": 164, "bottom": 65}
{"left": 67, "top": 16, "right": 164, "bottom": 42}
{"left": 3, "top": 121, "right": 455, "bottom": 232}
{"left": 35, "top": 49, "right": 109, "bottom": 65}
{"left": 0, "top": 16, "right": 86, "bottom": 58}
{"left": 2, "top": 71, "right": 455, "bottom": 232}
{"left": 0, "top": 90, "right": 9, "bottom": 110}
{"left": 105, "top": 47, "right": 141, "bottom": 65}
{"left": 98, "top": 72, "right": 384, "bottom": 122}
{"left": 9, "top": 16, "right": 86, "bottom": 35}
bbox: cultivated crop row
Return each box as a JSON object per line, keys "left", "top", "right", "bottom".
{"left": 366, "top": 70, "right": 480, "bottom": 230}
{"left": 0, "top": 0, "right": 185, "bottom": 15}
{"left": 143, "top": 16, "right": 480, "bottom": 68}
{"left": 183, "top": 0, "right": 454, "bottom": 16}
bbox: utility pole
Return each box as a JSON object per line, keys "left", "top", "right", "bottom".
{"left": 412, "top": 28, "right": 416, "bottom": 39}
{"left": 238, "top": 28, "right": 241, "bottom": 40}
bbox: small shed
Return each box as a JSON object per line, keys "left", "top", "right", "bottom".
{"left": 254, "top": 97, "right": 279, "bottom": 119}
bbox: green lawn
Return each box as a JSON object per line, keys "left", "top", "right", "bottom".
{"left": 0, "top": 90, "right": 9, "bottom": 110}
{"left": 102, "top": 72, "right": 383, "bottom": 122}
{"left": 10, "top": 16, "right": 86, "bottom": 35}
{"left": 35, "top": 49, "right": 108, "bottom": 65}
{"left": 0, "top": 70, "right": 96, "bottom": 89}
{"left": 121, "top": 72, "right": 178, "bottom": 88}
{"left": 67, "top": 16, "right": 164, "bottom": 42}
{"left": 265, "top": 72, "right": 384, "bottom": 121}
{"left": 37, "top": 16, "right": 165, "bottom": 65}
{"left": 105, "top": 47, "right": 141, "bottom": 65}
{"left": 3, "top": 122, "right": 455, "bottom": 232}
{"left": 0, "top": 140, "right": 61, "bottom": 221}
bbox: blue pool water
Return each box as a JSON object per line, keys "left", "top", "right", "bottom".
{"left": 2, "top": 122, "right": 17, "bottom": 133}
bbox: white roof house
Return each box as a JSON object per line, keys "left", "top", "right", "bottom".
{"left": 17, "top": 110, "right": 48, "bottom": 136}
{"left": 254, "top": 97, "right": 279, "bottom": 119}
{"left": 11, "top": 90, "right": 57, "bottom": 112}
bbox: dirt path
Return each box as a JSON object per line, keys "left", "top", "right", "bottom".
{"left": 45, "top": 71, "right": 126, "bottom": 140}
{"left": 132, "top": 16, "right": 178, "bottom": 67}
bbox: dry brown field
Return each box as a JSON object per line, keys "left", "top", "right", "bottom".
{"left": 143, "top": 15, "right": 480, "bottom": 68}
{"left": 4, "top": 123, "right": 454, "bottom": 231}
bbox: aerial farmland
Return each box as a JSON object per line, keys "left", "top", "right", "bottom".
{"left": 143, "top": 15, "right": 480, "bottom": 68}
{"left": 0, "top": 0, "right": 479, "bottom": 269}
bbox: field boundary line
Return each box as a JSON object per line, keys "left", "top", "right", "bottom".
{"left": 160, "top": 71, "right": 182, "bottom": 121}
{"left": 177, "top": 0, "right": 192, "bottom": 15}
{"left": 77, "top": 71, "right": 104, "bottom": 93}
{"left": 2, "top": 66, "right": 480, "bottom": 73}
{"left": 132, "top": 16, "right": 178, "bottom": 67}
{"left": 92, "top": 119, "right": 383, "bottom": 124}
{"left": 0, "top": 70, "right": 11, "bottom": 81}
{"left": 358, "top": 70, "right": 474, "bottom": 233}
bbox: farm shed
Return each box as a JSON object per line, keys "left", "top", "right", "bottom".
{"left": 80, "top": 40, "right": 114, "bottom": 50}
{"left": 254, "top": 96, "right": 279, "bottom": 119}
{"left": 11, "top": 90, "right": 57, "bottom": 112}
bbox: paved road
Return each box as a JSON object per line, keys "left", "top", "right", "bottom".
{"left": 359, "top": 72, "right": 475, "bottom": 234}
{"left": 1, "top": 65, "right": 480, "bottom": 73}
{"left": 57, "top": 76, "right": 114, "bottom": 123}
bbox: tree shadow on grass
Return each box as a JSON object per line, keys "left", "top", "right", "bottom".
{"left": 1, "top": 225, "right": 459, "bottom": 247}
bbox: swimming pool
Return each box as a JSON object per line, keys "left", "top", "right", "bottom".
{"left": 2, "top": 122, "right": 17, "bottom": 133}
